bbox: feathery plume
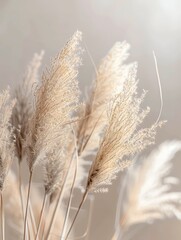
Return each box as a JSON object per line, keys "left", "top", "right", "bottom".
{"left": 63, "top": 62, "right": 164, "bottom": 240}
{"left": 27, "top": 31, "right": 82, "bottom": 172}
{"left": 77, "top": 41, "right": 131, "bottom": 155}
{"left": 0, "top": 34, "right": 173, "bottom": 240}
{"left": 11, "top": 52, "right": 44, "bottom": 162}
{"left": 74, "top": 42, "right": 131, "bottom": 192}
{"left": 42, "top": 32, "right": 82, "bottom": 196}
{"left": 24, "top": 32, "right": 82, "bottom": 240}
{"left": 120, "top": 141, "right": 181, "bottom": 228}
{"left": 0, "top": 89, "right": 16, "bottom": 191}
{"left": 86, "top": 63, "right": 163, "bottom": 192}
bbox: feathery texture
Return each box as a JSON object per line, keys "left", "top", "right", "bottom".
{"left": 87, "top": 63, "right": 163, "bottom": 192}
{"left": 44, "top": 148, "right": 67, "bottom": 195}
{"left": 27, "top": 31, "right": 82, "bottom": 173}
{"left": 0, "top": 34, "right": 173, "bottom": 240}
{"left": 26, "top": 31, "right": 83, "bottom": 198}
{"left": 77, "top": 42, "right": 131, "bottom": 156}
{"left": 75, "top": 42, "right": 132, "bottom": 192}
{"left": 121, "top": 141, "right": 181, "bottom": 228}
{"left": 0, "top": 89, "right": 16, "bottom": 191}
{"left": 11, "top": 52, "right": 44, "bottom": 162}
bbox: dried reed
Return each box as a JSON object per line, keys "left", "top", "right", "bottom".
{"left": 0, "top": 31, "right": 181, "bottom": 240}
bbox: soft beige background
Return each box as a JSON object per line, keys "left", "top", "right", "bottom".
{"left": 0, "top": 0, "right": 181, "bottom": 239}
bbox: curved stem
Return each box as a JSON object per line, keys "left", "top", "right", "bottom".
{"left": 41, "top": 200, "right": 50, "bottom": 240}
{"left": 18, "top": 163, "right": 31, "bottom": 239}
{"left": 21, "top": 183, "right": 36, "bottom": 239}
{"left": 60, "top": 152, "right": 78, "bottom": 240}
{"left": 18, "top": 162, "right": 25, "bottom": 218}
{"left": 64, "top": 191, "right": 88, "bottom": 240}
{"left": 35, "top": 193, "right": 48, "bottom": 240}
{"left": 45, "top": 152, "right": 75, "bottom": 240}
{"left": 29, "top": 200, "right": 37, "bottom": 238}
{"left": 0, "top": 192, "right": 4, "bottom": 240}
{"left": 23, "top": 170, "right": 33, "bottom": 240}
{"left": 81, "top": 110, "right": 104, "bottom": 154}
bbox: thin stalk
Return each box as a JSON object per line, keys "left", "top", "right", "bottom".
{"left": 81, "top": 110, "right": 104, "bottom": 154}
{"left": 18, "top": 162, "right": 25, "bottom": 218}
{"left": 0, "top": 192, "right": 5, "bottom": 240}
{"left": 72, "top": 195, "right": 94, "bottom": 240}
{"left": 29, "top": 201, "right": 37, "bottom": 238}
{"left": 23, "top": 170, "right": 33, "bottom": 240}
{"left": 61, "top": 114, "right": 91, "bottom": 128}
{"left": 18, "top": 162, "right": 30, "bottom": 239}
{"left": 45, "top": 152, "right": 75, "bottom": 240}
{"left": 40, "top": 201, "right": 50, "bottom": 239}
{"left": 21, "top": 183, "right": 37, "bottom": 239}
{"left": 153, "top": 51, "right": 163, "bottom": 125}
{"left": 64, "top": 191, "right": 88, "bottom": 240}
{"left": 77, "top": 115, "right": 87, "bottom": 156}
{"left": 60, "top": 150, "right": 78, "bottom": 240}
{"left": 35, "top": 193, "right": 48, "bottom": 240}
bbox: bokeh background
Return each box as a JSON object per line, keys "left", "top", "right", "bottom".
{"left": 0, "top": 0, "right": 181, "bottom": 239}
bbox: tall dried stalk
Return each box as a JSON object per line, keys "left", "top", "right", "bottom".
{"left": 12, "top": 52, "right": 44, "bottom": 164}
{"left": 34, "top": 31, "right": 82, "bottom": 239}
{"left": 0, "top": 193, "right": 4, "bottom": 240}
{"left": 35, "top": 193, "right": 48, "bottom": 240}
{"left": 45, "top": 149, "right": 76, "bottom": 240}
{"left": 86, "top": 63, "right": 162, "bottom": 192}
{"left": 72, "top": 42, "right": 133, "bottom": 196}
{"left": 23, "top": 31, "right": 82, "bottom": 239}
{"left": 23, "top": 171, "right": 33, "bottom": 240}
{"left": 2, "top": 32, "right": 180, "bottom": 240}
{"left": 60, "top": 134, "right": 79, "bottom": 240}
{"left": 26, "top": 31, "right": 82, "bottom": 171}
{"left": 11, "top": 52, "right": 44, "bottom": 240}
{"left": 64, "top": 52, "right": 163, "bottom": 240}
{"left": 64, "top": 191, "right": 88, "bottom": 240}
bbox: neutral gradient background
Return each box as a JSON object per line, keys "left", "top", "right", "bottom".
{"left": 0, "top": 1, "right": 181, "bottom": 239}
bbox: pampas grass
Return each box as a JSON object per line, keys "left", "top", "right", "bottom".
{"left": 112, "top": 141, "right": 181, "bottom": 240}
{"left": 0, "top": 31, "right": 181, "bottom": 240}
{"left": 0, "top": 89, "right": 16, "bottom": 240}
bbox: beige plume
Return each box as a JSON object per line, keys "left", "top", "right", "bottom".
{"left": 12, "top": 52, "right": 44, "bottom": 162}
{"left": 120, "top": 141, "right": 181, "bottom": 228}
{"left": 0, "top": 89, "right": 16, "bottom": 191}
{"left": 87, "top": 63, "right": 163, "bottom": 192}
{"left": 77, "top": 41, "right": 131, "bottom": 156}
{"left": 27, "top": 31, "right": 82, "bottom": 173}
